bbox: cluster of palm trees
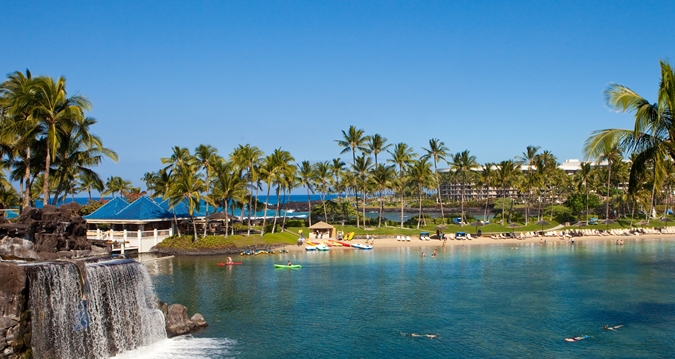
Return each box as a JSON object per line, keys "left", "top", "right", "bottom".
{"left": 0, "top": 70, "right": 117, "bottom": 208}
{"left": 2, "top": 61, "right": 673, "bottom": 232}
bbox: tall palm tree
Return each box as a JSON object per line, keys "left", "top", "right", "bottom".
{"left": 408, "top": 158, "right": 434, "bottom": 229}
{"left": 366, "top": 133, "right": 391, "bottom": 166}
{"left": 269, "top": 149, "right": 295, "bottom": 232}
{"left": 0, "top": 70, "right": 41, "bottom": 208}
{"left": 166, "top": 159, "right": 208, "bottom": 241}
{"left": 20, "top": 76, "right": 92, "bottom": 203}
{"left": 297, "top": 160, "right": 315, "bottom": 226}
{"left": 422, "top": 138, "right": 449, "bottom": 222}
{"left": 194, "top": 144, "right": 220, "bottom": 236}
{"left": 496, "top": 160, "right": 520, "bottom": 224}
{"left": 212, "top": 160, "right": 246, "bottom": 237}
{"left": 335, "top": 125, "right": 369, "bottom": 168}
{"left": 575, "top": 162, "right": 594, "bottom": 221}
{"left": 479, "top": 163, "right": 496, "bottom": 222}
{"left": 584, "top": 142, "right": 623, "bottom": 221}
{"left": 313, "top": 161, "right": 331, "bottom": 222}
{"left": 231, "top": 144, "right": 263, "bottom": 236}
{"left": 387, "top": 143, "right": 417, "bottom": 228}
{"left": 516, "top": 145, "right": 540, "bottom": 225}
{"left": 352, "top": 155, "right": 373, "bottom": 229}
{"left": 449, "top": 150, "right": 478, "bottom": 223}
{"left": 585, "top": 60, "right": 675, "bottom": 204}
{"left": 105, "top": 176, "right": 133, "bottom": 198}
{"left": 370, "top": 164, "right": 395, "bottom": 227}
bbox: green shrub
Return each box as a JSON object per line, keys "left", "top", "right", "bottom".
{"left": 79, "top": 200, "right": 104, "bottom": 216}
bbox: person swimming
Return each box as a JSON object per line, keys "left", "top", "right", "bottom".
{"left": 604, "top": 325, "right": 623, "bottom": 330}
{"left": 425, "top": 334, "right": 439, "bottom": 339}
{"left": 564, "top": 335, "right": 589, "bottom": 342}
{"left": 411, "top": 333, "right": 421, "bottom": 337}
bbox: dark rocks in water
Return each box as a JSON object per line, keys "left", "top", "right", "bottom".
{"left": 163, "top": 303, "right": 208, "bottom": 337}
{"left": 0, "top": 205, "right": 110, "bottom": 261}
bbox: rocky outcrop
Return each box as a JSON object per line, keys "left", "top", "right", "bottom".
{"left": 162, "top": 303, "right": 208, "bottom": 337}
{"left": 0, "top": 205, "right": 111, "bottom": 261}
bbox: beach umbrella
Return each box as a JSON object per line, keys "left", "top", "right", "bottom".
{"left": 660, "top": 217, "right": 674, "bottom": 227}
{"left": 535, "top": 220, "right": 550, "bottom": 233}
{"left": 469, "top": 221, "right": 484, "bottom": 234}
{"left": 435, "top": 224, "right": 448, "bottom": 230}
{"left": 600, "top": 218, "right": 615, "bottom": 231}
{"left": 506, "top": 222, "right": 521, "bottom": 234}
{"left": 635, "top": 220, "right": 647, "bottom": 229}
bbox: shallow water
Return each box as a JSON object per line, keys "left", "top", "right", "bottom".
{"left": 127, "top": 238, "right": 675, "bottom": 358}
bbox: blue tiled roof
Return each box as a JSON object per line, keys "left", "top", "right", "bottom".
{"left": 83, "top": 197, "right": 129, "bottom": 220}
{"left": 115, "top": 196, "right": 174, "bottom": 220}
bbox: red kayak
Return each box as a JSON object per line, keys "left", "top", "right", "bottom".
{"left": 217, "top": 262, "right": 242, "bottom": 266}
{"left": 338, "top": 241, "right": 351, "bottom": 247}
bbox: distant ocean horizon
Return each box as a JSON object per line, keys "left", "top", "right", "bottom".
{"left": 32, "top": 194, "right": 340, "bottom": 207}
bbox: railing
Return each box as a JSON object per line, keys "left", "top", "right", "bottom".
{"left": 87, "top": 228, "right": 174, "bottom": 253}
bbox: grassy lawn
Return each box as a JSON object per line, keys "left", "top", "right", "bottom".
{"left": 157, "top": 231, "right": 298, "bottom": 250}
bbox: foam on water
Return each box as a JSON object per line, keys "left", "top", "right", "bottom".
{"left": 113, "top": 336, "right": 237, "bottom": 359}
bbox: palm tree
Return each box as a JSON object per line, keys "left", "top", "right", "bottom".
{"left": 575, "top": 162, "right": 594, "bottom": 221}
{"left": 297, "top": 160, "right": 315, "bottom": 226}
{"left": 408, "top": 158, "right": 434, "bottom": 229}
{"left": 78, "top": 171, "right": 104, "bottom": 201}
{"left": 0, "top": 70, "right": 41, "bottom": 208}
{"left": 449, "top": 150, "right": 478, "bottom": 223}
{"left": 230, "top": 144, "right": 263, "bottom": 236}
{"left": 352, "top": 155, "right": 373, "bottom": 229}
{"left": 313, "top": 161, "right": 331, "bottom": 222}
{"left": 388, "top": 143, "right": 417, "bottom": 228}
{"left": 516, "top": 145, "right": 540, "bottom": 225}
{"left": 584, "top": 142, "right": 623, "bottom": 221}
{"left": 194, "top": 144, "right": 220, "bottom": 236}
{"left": 479, "top": 163, "right": 496, "bottom": 222}
{"left": 366, "top": 133, "right": 391, "bottom": 166}
{"left": 212, "top": 160, "right": 246, "bottom": 237}
{"left": 165, "top": 160, "right": 207, "bottom": 241}
{"left": 422, "top": 138, "right": 449, "bottom": 222}
{"left": 269, "top": 149, "right": 295, "bottom": 232}
{"left": 370, "top": 164, "right": 396, "bottom": 227}
{"left": 335, "top": 125, "right": 369, "bottom": 168}
{"left": 585, "top": 60, "right": 675, "bottom": 206}
{"left": 105, "top": 176, "right": 133, "bottom": 198}
{"left": 496, "top": 160, "right": 520, "bottom": 224}
{"left": 20, "top": 76, "right": 92, "bottom": 203}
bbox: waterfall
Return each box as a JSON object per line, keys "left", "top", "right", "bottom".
{"left": 25, "top": 259, "right": 166, "bottom": 359}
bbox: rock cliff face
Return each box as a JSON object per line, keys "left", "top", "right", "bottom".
{"left": 0, "top": 206, "right": 111, "bottom": 261}
{"left": 0, "top": 263, "right": 29, "bottom": 358}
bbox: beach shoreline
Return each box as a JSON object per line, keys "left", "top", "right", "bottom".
{"left": 283, "top": 233, "right": 673, "bottom": 252}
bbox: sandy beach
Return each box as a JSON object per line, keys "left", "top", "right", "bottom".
{"left": 285, "top": 233, "right": 672, "bottom": 252}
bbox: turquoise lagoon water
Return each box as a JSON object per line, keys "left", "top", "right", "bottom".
{"left": 129, "top": 239, "right": 675, "bottom": 358}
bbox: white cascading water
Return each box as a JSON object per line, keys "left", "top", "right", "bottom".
{"left": 25, "top": 259, "right": 166, "bottom": 359}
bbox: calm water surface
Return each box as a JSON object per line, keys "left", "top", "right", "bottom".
{"left": 128, "top": 238, "right": 675, "bottom": 358}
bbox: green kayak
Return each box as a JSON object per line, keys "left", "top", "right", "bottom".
{"left": 274, "top": 264, "right": 302, "bottom": 268}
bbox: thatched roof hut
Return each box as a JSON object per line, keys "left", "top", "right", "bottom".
{"left": 308, "top": 221, "right": 336, "bottom": 238}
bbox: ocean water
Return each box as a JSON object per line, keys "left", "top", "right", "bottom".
{"left": 129, "top": 239, "right": 675, "bottom": 358}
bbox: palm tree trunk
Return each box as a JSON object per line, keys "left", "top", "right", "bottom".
{"left": 272, "top": 185, "right": 281, "bottom": 233}
{"left": 501, "top": 187, "right": 506, "bottom": 224}
{"left": 630, "top": 200, "right": 635, "bottom": 227}
{"left": 417, "top": 186, "right": 422, "bottom": 229}
{"left": 43, "top": 144, "right": 51, "bottom": 205}
{"left": 435, "top": 161, "right": 444, "bottom": 222}
{"left": 355, "top": 188, "right": 360, "bottom": 228}
{"left": 606, "top": 165, "right": 612, "bottom": 220}
{"left": 192, "top": 215, "right": 198, "bottom": 242}
{"left": 23, "top": 147, "right": 31, "bottom": 209}
{"left": 400, "top": 191, "right": 405, "bottom": 229}
{"left": 224, "top": 200, "right": 230, "bottom": 238}
{"left": 378, "top": 190, "right": 383, "bottom": 228}
{"left": 460, "top": 174, "right": 465, "bottom": 222}
{"left": 247, "top": 171, "right": 253, "bottom": 236}
{"left": 648, "top": 181, "right": 656, "bottom": 223}
{"left": 586, "top": 187, "right": 589, "bottom": 221}
{"left": 306, "top": 187, "right": 313, "bottom": 226}
{"left": 322, "top": 191, "right": 328, "bottom": 222}
{"left": 262, "top": 186, "right": 272, "bottom": 234}
{"left": 362, "top": 185, "right": 367, "bottom": 230}
{"left": 484, "top": 189, "right": 489, "bottom": 222}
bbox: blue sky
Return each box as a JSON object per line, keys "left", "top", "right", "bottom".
{"left": 4, "top": 1, "right": 674, "bottom": 190}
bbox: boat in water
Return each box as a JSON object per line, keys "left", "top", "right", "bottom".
{"left": 352, "top": 243, "right": 373, "bottom": 250}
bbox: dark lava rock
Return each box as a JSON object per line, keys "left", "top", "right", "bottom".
{"left": 164, "top": 303, "right": 208, "bottom": 337}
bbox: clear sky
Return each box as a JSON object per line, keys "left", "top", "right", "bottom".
{"left": 4, "top": 1, "right": 674, "bottom": 191}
